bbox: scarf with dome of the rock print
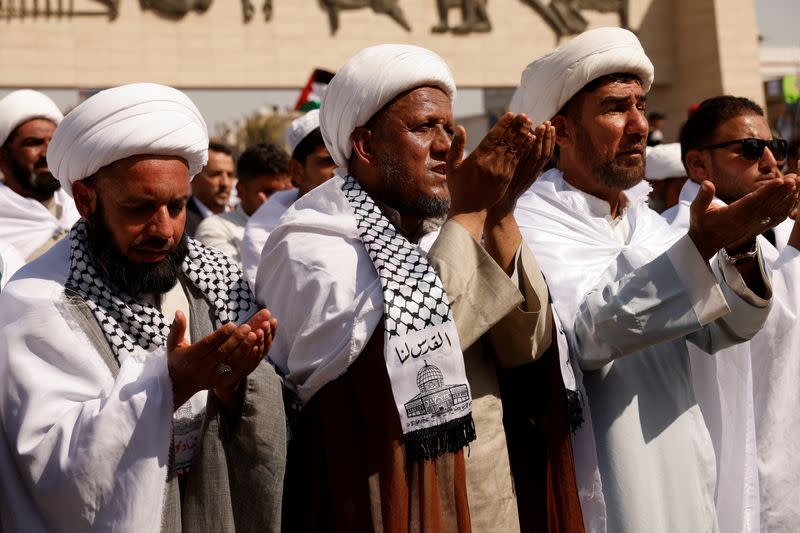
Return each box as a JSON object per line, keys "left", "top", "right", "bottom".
{"left": 64, "top": 219, "right": 257, "bottom": 363}
{"left": 341, "top": 175, "right": 475, "bottom": 461}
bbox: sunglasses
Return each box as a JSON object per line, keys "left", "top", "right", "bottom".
{"left": 698, "top": 138, "right": 788, "bottom": 161}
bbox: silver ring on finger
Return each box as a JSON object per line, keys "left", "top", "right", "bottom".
{"left": 217, "top": 362, "right": 233, "bottom": 377}
{"left": 761, "top": 216, "right": 771, "bottom": 225}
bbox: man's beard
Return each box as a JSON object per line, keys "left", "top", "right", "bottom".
{"left": 7, "top": 152, "right": 61, "bottom": 199}
{"left": 380, "top": 156, "right": 450, "bottom": 219}
{"left": 87, "top": 206, "right": 188, "bottom": 296}
{"left": 575, "top": 128, "right": 645, "bottom": 191}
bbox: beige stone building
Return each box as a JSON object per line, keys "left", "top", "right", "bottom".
{"left": 0, "top": 0, "right": 765, "bottom": 145}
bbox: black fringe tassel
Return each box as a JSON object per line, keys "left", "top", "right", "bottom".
{"left": 404, "top": 414, "right": 477, "bottom": 461}
{"left": 566, "top": 389, "right": 584, "bottom": 433}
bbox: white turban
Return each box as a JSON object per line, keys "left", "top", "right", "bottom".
{"left": 48, "top": 83, "right": 208, "bottom": 195}
{"left": 510, "top": 27, "right": 654, "bottom": 126}
{"left": 0, "top": 90, "right": 63, "bottom": 146}
{"left": 286, "top": 109, "right": 320, "bottom": 157}
{"left": 320, "top": 44, "right": 456, "bottom": 170}
{"left": 646, "top": 143, "right": 685, "bottom": 181}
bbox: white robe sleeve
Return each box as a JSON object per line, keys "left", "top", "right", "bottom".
{"left": 0, "top": 276, "right": 174, "bottom": 532}
{"left": 572, "top": 235, "right": 771, "bottom": 370}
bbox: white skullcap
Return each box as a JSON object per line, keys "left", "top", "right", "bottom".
{"left": 48, "top": 83, "right": 209, "bottom": 196}
{"left": 286, "top": 109, "right": 321, "bottom": 157}
{"left": 0, "top": 90, "right": 63, "bottom": 146}
{"left": 320, "top": 44, "right": 456, "bottom": 170}
{"left": 646, "top": 143, "right": 685, "bottom": 181}
{"left": 510, "top": 27, "right": 654, "bottom": 126}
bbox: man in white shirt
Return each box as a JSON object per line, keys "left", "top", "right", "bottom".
{"left": 196, "top": 142, "right": 291, "bottom": 264}
{"left": 0, "top": 89, "right": 79, "bottom": 260}
{"left": 512, "top": 27, "right": 799, "bottom": 532}
{"left": 664, "top": 95, "right": 800, "bottom": 532}
{"left": 240, "top": 110, "right": 336, "bottom": 288}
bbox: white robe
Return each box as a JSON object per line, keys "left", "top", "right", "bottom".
{"left": 664, "top": 179, "right": 800, "bottom": 532}
{"left": 240, "top": 189, "right": 298, "bottom": 291}
{"left": 0, "top": 183, "right": 79, "bottom": 259}
{"left": 0, "top": 238, "right": 175, "bottom": 532}
{"left": 0, "top": 240, "right": 24, "bottom": 289}
{"left": 515, "top": 169, "right": 772, "bottom": 533}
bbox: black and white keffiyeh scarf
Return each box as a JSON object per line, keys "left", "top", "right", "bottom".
{"left": 341, "top": 175, "right": 475, "bottom": 460}
{"left": 64, "top": 219, "right": 257, "bottom": 362}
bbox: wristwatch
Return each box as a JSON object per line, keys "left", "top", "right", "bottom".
{"left": 720, "top": 241, "right": 758, "bottom": 265}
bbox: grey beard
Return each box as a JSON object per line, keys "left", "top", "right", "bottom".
{"left": 594, "top": 159, "right": 645, "bottom": 191}
{"left": 379, "top": 160, "right": 450, "bottom": 220}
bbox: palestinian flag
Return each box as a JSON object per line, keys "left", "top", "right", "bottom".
{"left": 294, "top": 69, "right": 335, "bottom": 112}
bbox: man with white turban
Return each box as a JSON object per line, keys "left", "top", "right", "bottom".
{"left": 240, "top": 109, "right": 336, "bottom": 289}
{"left": 256, "top": 44, "right": 581, "bottom": 532}
{"left": 664, "top": 95, "right": 800, "bottom": 532}
{"left": 512, "top": 27, "right": 798, "bottom": 532}
{"left": 0, "top": 83, "right": 286, "bottom": 532}
{"left": 645, "top": 142, "right": 687, "bottom": 212}
{"left": 0, "top": 89, "right": 79, "bottom": 260}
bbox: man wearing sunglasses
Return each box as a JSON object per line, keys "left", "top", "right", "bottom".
{"left": 664, "top": 95, "right": 800, "bottom": 532}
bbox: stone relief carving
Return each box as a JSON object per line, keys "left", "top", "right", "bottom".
{"left": 139, "top": 0, "right": 211, "bottom": 16}
{"left": 320, "top": 0, "right": 411, "bottom": 34}
{"left": 521, "top": 0, "right": 629, "bottom": 38}
{"left": 242, "top": 0, "right": 272, "bottom": 22}
{"left": 0, "top": 0, "right": 118, "bottom": 19}
{"left": 432, "top": 0, "right": 491, "bottom": 34}
{"left": 0, "top": 0, "right": 629, "bottom": 37}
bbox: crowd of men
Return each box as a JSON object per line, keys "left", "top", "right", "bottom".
{"left": 0, "top": 26, "right": 798, "bottom": 533}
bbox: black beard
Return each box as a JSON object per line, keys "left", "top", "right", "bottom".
{"left": 87, "top": 207, "right": 188, "bottom": 296}
{"left": 7, "top": 152, "right": 61, "bottom": 200}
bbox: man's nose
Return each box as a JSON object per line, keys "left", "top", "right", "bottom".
{"left": 759, "top": 145, "right": 780, "bottom": 175}
{"left": 432, "top": 125, "right": 452, "bottom": 156}
{"left": 147, "top": 207, "right": 173, "bottom": 240}
{"left": 627, "top": 108, "right": 649, "bottom": 137}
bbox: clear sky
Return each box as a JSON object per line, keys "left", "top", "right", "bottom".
{"left": 756, "top": 0, "right": 799, "bottom": 46}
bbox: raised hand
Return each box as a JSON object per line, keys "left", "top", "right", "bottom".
{"left": 446, "top": 112, "right": 535, "bottom": 240}
{"left": 489, "top": 121, "right": 555, "bottom": 219}
{"left": 167, "top": 309, "right": 277, "bottom": 411}
{"left": 689, "top": 176, "right": 800, "bottom": 261}
{"left": 447, "top": 112, "right": 535, "bottom": 216}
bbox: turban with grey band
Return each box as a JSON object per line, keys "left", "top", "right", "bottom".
{"left": 320, "top": 44, "right": 456, "bottom": 172}
{"left": 510, "top": 27, "right": 654, "bottom": 126}
{"left": 48, "top": 83, "right": 208, "bottom": 195}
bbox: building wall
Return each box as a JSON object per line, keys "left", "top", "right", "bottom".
{"left": 0, "top": 0, "right": 765, "bottom": 144}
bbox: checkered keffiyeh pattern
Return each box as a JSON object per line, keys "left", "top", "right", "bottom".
{"left": 341, "top": 177, "right": 451, "bottom": 337}
{"left": 341, "top": 175, "right": 475, "bottom": 460}
{"left": 65, "top": 219, "right": 256, "bottom": 362}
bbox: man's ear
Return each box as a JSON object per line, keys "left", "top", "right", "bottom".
{"left": 684, "top": 149, "right": 710, "bottom": 183}
{"left": 71, "top": 180, "right": 98, "bottom": 219}
{"left": 350, "top": 127, "right": 376, "bottom": 166}
{"left": 551, "top": 115, "right": 572, "bottom": 149}
{"left": 288, "top": 159, "right": 304, "bottom": 186}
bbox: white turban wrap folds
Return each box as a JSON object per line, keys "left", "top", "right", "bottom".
{"left": 0, "top": 90, "right": 63, "bottom": 146}
{"left": 646, "top": 143, "right": 685, "bottom": 181}
{"left": 320, "top": 44, "right": 456, "bottom": 171}
{"left": 510, "top": 27, "right": 654, "bottom": 126}
{"left": 286, "top": 109, "right": 320, "bottom": 157}
{"left": 48, "top": 83, "right": 209, "bottom": 195}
